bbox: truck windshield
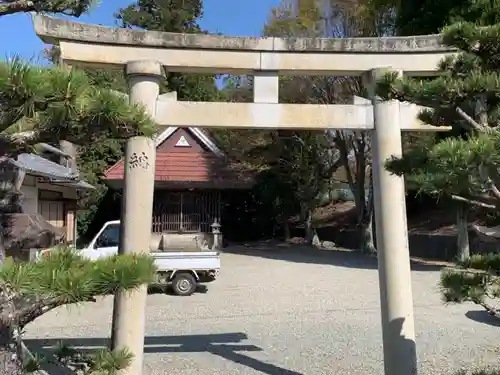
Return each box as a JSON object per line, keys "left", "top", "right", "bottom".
{"left": 95, "top": 224, "right": 120, "bottom": 248}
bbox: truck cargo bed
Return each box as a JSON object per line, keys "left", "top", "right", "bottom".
{"left": 152, "top": 251, "right": 220, "bottom": 272}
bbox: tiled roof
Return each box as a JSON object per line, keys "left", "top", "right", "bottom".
{"left": 17, "top": 153, "right": 78, "bottom": 179}
{"left": 105, "top": 127, "right": 255, "bottom": 188}
{"left": 106, "top": 152, "right": 253, "bottom": 186}
{"left": 7, "top": 153, "right": 94, "bottom": 190}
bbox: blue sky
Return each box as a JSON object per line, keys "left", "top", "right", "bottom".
{"left": 0, "top": 0, "right": 280, "bottom": 62}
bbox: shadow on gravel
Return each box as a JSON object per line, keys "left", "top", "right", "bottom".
{"left": 147, "top": 284, "right": 208, "bottom": 295}
{"left": 465, "top": 310, "right": 500, "bottom": 327}
{"left": 222, "top": 246, "right": 444, "bottom": 272}
{"left": 25, "top": 333, "right": 304, "bottom": 375}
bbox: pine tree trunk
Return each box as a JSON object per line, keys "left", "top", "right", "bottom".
{"left": 0, "top": 228, "right": 5, "bottom": 265}
{"left": 456, "top": 202, "right": 470, "bottom": 262}
{"left": 0, "top": 162, "right": 25, "bottom": 263}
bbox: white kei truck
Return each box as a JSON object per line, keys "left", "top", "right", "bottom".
{"left": 42, "top": 220, "right": 221, "bottom": 296}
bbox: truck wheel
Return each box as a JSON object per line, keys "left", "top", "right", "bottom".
{"left": 171, "top": 273, "right": 196, "bottom": 296}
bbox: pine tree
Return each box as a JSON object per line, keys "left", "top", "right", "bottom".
{"left": 396, "top": 0, "right": 500, "bottom": 36}
{"left": 0, "top": 1, "right": 160, "bottom": 372}
{"left": 376, "top": 21, "right": 500, "bottom": 314}
{"left": 0, "top": 58, "right": 155, "bottom": 250}
{"left": 0, "top": 59, "right": 154, "bottom": 152}
{"left": 0, "top": 58, "right": 157, "bottom": 374}
{"left": 367, "top": 0, "right": 500, "bottom": 262}
{"left": 0, "top": 247, "right": 155, "bottom": 375}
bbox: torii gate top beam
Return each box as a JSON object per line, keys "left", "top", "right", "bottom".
{"left": 33, "top": 15, "right": 455, "bottom": 76}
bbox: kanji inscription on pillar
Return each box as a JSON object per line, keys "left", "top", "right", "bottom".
{"left": 128, "top": 151, "right": 150, "bottom": 170}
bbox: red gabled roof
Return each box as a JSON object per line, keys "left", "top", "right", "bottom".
{"left": 104, "top": 127, "right": 253, "bottom": 188}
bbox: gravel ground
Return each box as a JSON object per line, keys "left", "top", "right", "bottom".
{"left": 24, "top": 249, "right": 500, "bottom": 375}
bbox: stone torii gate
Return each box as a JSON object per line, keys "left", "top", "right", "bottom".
{"left": 33, "top": 14, "right": 455, "bottom": 375}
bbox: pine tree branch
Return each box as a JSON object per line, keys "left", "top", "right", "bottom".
{"left": 474, "top": 95, "right": 500, "bottom": 201}
{"left": 479, "top": 165, "right": 500, "bottom": 201}
{"left": 443, "top": 267, "right": 490, "bottom": 276}
{"left": 14, "top": 296, "right": 96, "bottom": 328}
{"left": 455, "top": 106, "right": 485, "bottom": 131}
{"left": 0, "top": 0, "right": 35, "bottom": 16}
{"left": 475, "top": 95, "right": 489, "bottom": 127}
{"left": 489, "top": 182, "right": 500, "bottom": 201}
{"left": 451, "top": 194, "right": 496, "bottom": 209}
{"left": 0, "top": 0, "right": 92, "bottom": 17}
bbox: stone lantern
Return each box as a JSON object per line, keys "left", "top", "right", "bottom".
{"left": 211, "top": 219, "right": 222, "bottom": 250}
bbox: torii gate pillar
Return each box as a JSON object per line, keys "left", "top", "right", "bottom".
{"left": 364, "top": 68, "right": 417, "bottom": 375}
{"left": 110, "top": 60, "right": 163, "bottom": 375}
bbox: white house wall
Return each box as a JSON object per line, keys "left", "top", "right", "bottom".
{"left": 20, "top": 186, "right": 38, "bottom": 214}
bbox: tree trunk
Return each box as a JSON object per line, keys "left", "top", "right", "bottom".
{"left": 283, "top": 221, "right": 291, "bottom": 241}
{"left": 0, "top": 162, "right": 25, "bottom": 263}
{"left": 0, "top": 326, "right": 23, "bottom": 375}
{"left": 304, "top": 209, "right": 314, "bottom": 244}
{"left": 0, "top": 228, "right": 5, "bottom": 266}
{"left": 335, "top": 134, "right": 373, "bottom": 253}
{"left": 360, "top": 213, "right": 376, "bottom": 253}
{"left": 359, "top": 171, "right": 375, "bottom": 253}
{"left": 456, "top": 202, "right": 470, "bottom": 262}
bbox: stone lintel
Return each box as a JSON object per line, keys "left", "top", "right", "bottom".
{"left": 33, "top": 14, "right": 454, "bottom": 54}
{"left": 153, "top": 101, "right": 451, "bottom": 132}
{"left": 58, "top": 41, "right": 452, "bottom": 75}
